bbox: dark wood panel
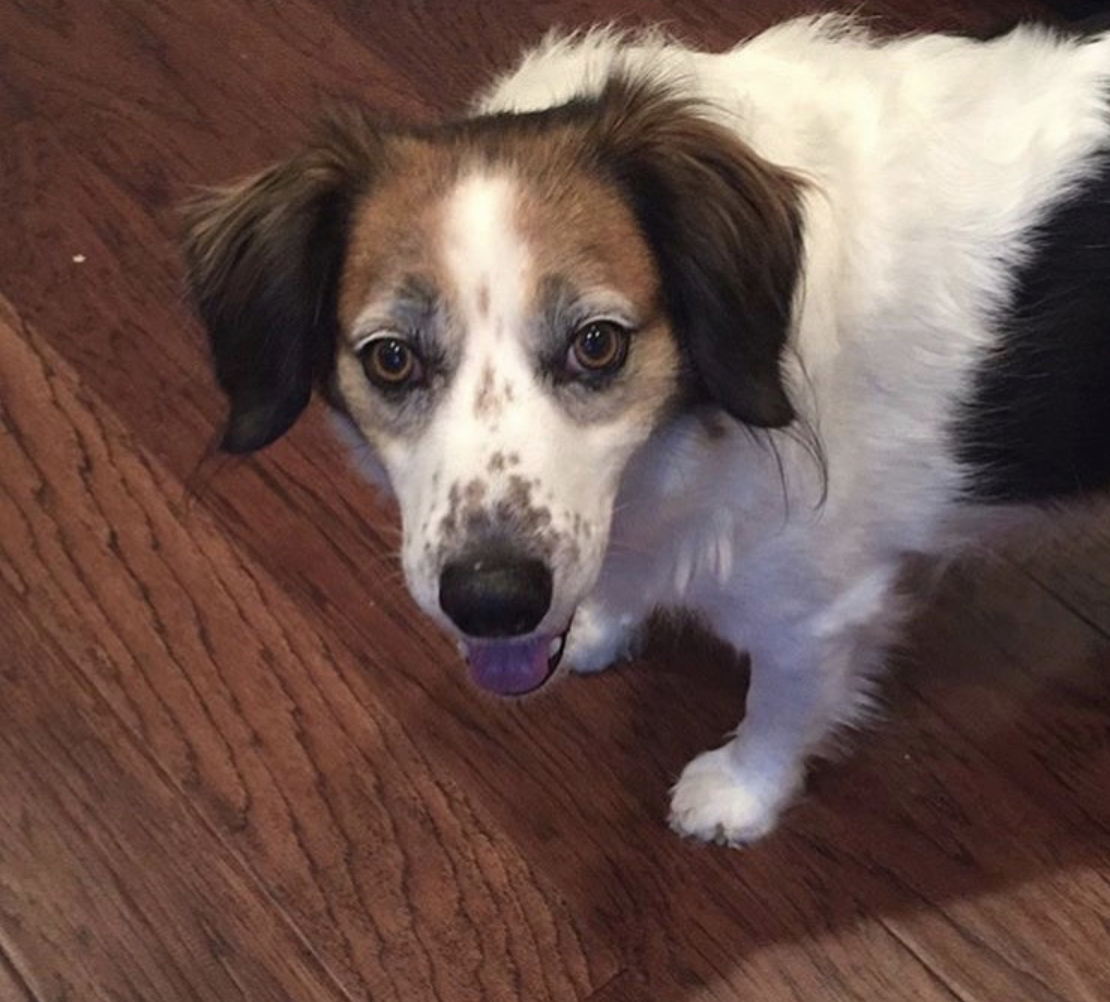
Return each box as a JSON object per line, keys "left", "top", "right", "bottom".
{"left": 0, "top": 586, "right": 350, "bottom": 1002}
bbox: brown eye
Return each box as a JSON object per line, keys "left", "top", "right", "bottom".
{"left": 360, "top": 336, "right": 422, "bottom": 389}
{"left": 567, "top": 321, "right": 629, "bottom": 376}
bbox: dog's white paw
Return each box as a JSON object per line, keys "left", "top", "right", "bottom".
{"left": 668, "top": 746, "right": 802, "bottom": 846}
{"left": 563, "top": 603, "right": 638, "bottom": 675}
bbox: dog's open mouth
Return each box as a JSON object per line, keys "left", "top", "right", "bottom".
{"left": 462, "top": 626, "right": 569, "bottom": 697}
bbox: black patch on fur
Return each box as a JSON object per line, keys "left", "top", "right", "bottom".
{"left": 1059, "top": 5, "right": 1110, "bottom": 30}
{"left": 181, "top": 110, "right": 381, "bottom": 453}
{"left": 1077, "top": 14, "right": 1110, "bottom": 33}
{"left": 956, "top": 150, "right": 1110, "bottom": 503}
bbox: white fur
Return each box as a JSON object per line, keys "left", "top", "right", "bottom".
{"left": 357, "top": 18, "right": 1110, "bottom": 843}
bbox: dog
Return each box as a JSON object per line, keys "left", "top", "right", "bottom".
{"left": 182, "top": 15, "right": 1110, "bottom": 845}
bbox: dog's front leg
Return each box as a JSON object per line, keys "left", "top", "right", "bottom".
{"left": 669, "top": 564, "right": 903, "bottom": 845}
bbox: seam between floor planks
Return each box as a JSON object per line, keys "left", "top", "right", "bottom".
{"left": 879, "top": 919, "right": 979, "bottom": 1002}
{"left": 0, "top": 937, "right": 42, "bottom": 1002}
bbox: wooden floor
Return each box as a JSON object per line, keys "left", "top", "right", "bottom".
{"left": 3, "top": 1, "right": 1110, "bottom": 999}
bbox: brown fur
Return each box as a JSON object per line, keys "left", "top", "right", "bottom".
{"left": 439, "top": 474, "right": 558, "bottom": 563}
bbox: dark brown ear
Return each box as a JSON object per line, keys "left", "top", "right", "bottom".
{"left": 589, "top": 76, "right": 803, "bottom": 427}
{"left": 181, "top": 109, "right": 383, "bottom": 453}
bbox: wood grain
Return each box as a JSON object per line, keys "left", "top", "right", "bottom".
{"left": 0, "top": 574, "right": 350, "bottom": 1002}
{"left": 0, "top": 946, "right": 39, "bottom": 1002}
{"left": 2, "top": 1, "right": 1110, "bottom": 1000}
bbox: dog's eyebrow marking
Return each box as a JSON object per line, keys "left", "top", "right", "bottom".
{"left": 532, "top": 272, "right": 639, "bottom": 362}
{"left": 352, "top": 273, "right": 440, "bottom": 342}
{"left": 539, "top": 273, "right": 637, "bottom": 322}
{"left": 535, "top": 274, "right": 581, "bottom": 341}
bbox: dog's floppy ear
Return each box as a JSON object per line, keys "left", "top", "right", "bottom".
{"left": 182, "top": 109, "right": 383, "bottom": 453}
{"left": 589, "top": 76, "right": 803, "bottom": 427}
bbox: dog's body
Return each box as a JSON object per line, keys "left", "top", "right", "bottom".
{"left": 184, "top": 17, "right": 1110, "bottom": 844}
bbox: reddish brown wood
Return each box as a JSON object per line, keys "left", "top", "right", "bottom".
{"left": 0, "top": 948, "right": 38, "bottom": 1002}
{"left": 2, "top": 1, "right": 1109, "bottom": 1000}
{"left": 0, "top": 565, "right": 350, "bottom": 1002}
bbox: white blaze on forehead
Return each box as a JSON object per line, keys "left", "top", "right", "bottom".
{"left": 439, "top": 171, "right": 531, "bottom": 340}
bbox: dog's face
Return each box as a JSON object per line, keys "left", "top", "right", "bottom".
{"left": 183, "top": 79, "right": 803, "bottom": 695}
{"left": 333, "top": 154, "right": 682, "bottom": 693}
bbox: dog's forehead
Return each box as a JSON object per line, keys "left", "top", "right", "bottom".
{"left": 440, "top": 171, "right": 531, "bottom": 338}
{"left": 338, "top": 134, "right": 660, "bottom": 335}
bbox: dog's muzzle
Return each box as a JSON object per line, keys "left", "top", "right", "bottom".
{"left": 438, "top": 552, "right": 567, "bottom": 695}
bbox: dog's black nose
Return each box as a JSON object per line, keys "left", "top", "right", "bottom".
{"left": 439, "top": 554, "right": 553, "bottom": 638}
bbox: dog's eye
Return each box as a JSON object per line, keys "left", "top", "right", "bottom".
{"left": 567, "top": 321, "right": 629, "bottom": 376}
{"left": 359, "top": 336, "right": 423, "bottom": 389}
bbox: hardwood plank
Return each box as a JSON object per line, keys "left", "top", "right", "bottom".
{"left": 909, "top": 548, "right": 1110, "bottom": 838}
{"left": 1021, "top": 516, "right": 1110, "bottom": 642}
{"left": 803, "top": 555, "right": 1110, "bottom": 1002}
{"left": 0, "top": 590, "right": 351, "bottom": 1002}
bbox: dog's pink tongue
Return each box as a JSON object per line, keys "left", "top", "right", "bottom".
{"left": 465, "top": 637, "right": 553, "bottom": 696}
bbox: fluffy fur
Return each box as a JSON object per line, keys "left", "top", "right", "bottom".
{"left": 183, "top": 16, "right": 1110, "bottom": 845}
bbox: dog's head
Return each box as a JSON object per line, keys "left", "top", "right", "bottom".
{"left": 183, "top": 77, "right": 802, "bottom": 695}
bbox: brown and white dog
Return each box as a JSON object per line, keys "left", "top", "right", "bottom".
{"left": 183, "top": 17, "right": 1110, "bottom": 844}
